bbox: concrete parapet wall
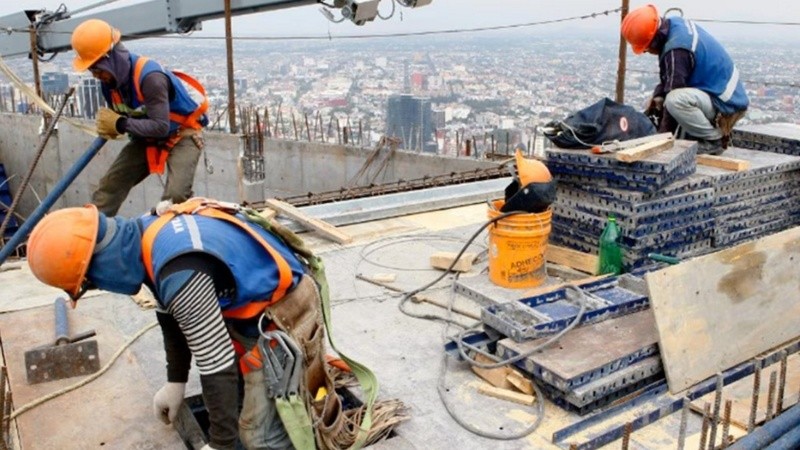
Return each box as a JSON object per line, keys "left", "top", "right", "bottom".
{"left": 0, "top": 113, "right": 496, "bottom": 218}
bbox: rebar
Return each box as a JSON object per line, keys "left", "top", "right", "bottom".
{"left": 766, "top": 370, "right": 778, "bottom": 421}
{"left": 778, "top": 350, "right": 788, "bottom": 414}
{"left": 677, "top": 397, "right": 689, "bottom": 450}
{"left": 721, "top": 399, "right": 732, "bottom": 449}
{"left": 621, "top": 421, "right": 632, "bottom": 450}
{"left": 699, "top": 402, "right": 711, "bottom": 450}
{"left": 708, "top": 373, "right": 723, "bottom": 449}
{"left": 749, "top": 362, "right": 762, "bottom": 432}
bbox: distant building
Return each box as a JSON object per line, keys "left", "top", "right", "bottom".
{"left": 77, "top": 78, "right": 103, "bottom": 119}
{"left": 234, "top": 77, "right": 248, "bottom": 93}
{"left": 432, "top": 109, "right": 446, "bottom": 129}
{"left": 410, "top": 72, "right": 426, "bottom": 91}
{"left": 41, "top": 72, "right": 69, "bottom": 96}
{"left": 385, "top": 94, "right": 436, "bottom": 153}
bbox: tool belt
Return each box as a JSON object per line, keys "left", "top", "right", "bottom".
{"left": 145, "top": 129, "right": 204, "bottom": 175}
{"left": 716, "top": 109, "right": 747, "bottom": 149}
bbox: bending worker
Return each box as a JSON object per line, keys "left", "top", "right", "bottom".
{"left": 26, "top": 199, "right": 320, "bottom": 450}
{"left": 621, "top": 4, "right": 749, "bottom": 155}
{"left": 71, "top": 19, "right": 209, "bottom": 216}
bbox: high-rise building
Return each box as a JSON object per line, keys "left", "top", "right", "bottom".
{"left": 41, "top": 72, "right": 69, "bottom": 96}
{"left": 77, "top": 78, "right": 104, "bottom": 119}
{"left": 385, "top": 94, "right": 436, "bottom": 153}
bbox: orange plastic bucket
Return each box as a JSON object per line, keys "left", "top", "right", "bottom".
{"left": 487, "top": 199, "right": 551, "bottom": 289}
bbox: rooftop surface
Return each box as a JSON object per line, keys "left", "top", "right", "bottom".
{"left": 0, "top": 201, "right": 706, "bottom": 450}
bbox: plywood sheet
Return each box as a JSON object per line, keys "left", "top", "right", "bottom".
{"left": 645, "top": 226, "right": 800, "bottom": 393}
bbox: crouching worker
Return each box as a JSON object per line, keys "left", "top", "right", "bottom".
{"left": 26, "top": 198, "right": 407, "bottom": 450}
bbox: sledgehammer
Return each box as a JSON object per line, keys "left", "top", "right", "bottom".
{"left": 24, "top": 297, "right": 100, "bottom": 384}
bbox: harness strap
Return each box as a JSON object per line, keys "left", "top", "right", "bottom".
{"left": 141, "top": 199, "right": 294, "bottom": 316}
{"left": 133, "top": 58, "right": 208, "bottom": 130}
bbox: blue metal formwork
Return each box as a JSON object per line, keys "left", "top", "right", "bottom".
{"left": 481, "top": 274, "right": 650, "bottom": 342}
{"left": 0, "top": 163, "right": 18, "bottom": 238}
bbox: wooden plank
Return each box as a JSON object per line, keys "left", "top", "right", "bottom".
{"left": 645, "top": 226, "right": 800, "bottom": 393}
{"left": 471, "top": 354, "right": 514, "bottom": 390}
{"left": 506, "top": 370, "right": 534, "bottom": 395}
{"left": 429, "top": 251, "right": 476, "bottom": 272}
{"left": 545, "top": 244, "right": 598, "bottom": 275}
{"left": 614, "top": 138, "right": 675, "bottom": 163}
{"left": 696, "top": 154, "right": 751, "bottom": 171}
{"left": 264, "top": 198, "right": 353, "bottom": 244}
{"left": 690, "top": 356, "right": 800, "bottom": 429}
{"left": 477, "top": 384, "right": 536, "bottom": 406}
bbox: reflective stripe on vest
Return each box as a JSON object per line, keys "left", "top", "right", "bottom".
{"left": 141, "top": 200, "right": 294, "bottom": 319}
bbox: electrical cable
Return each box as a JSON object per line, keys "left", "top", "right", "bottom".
{"left": 10, "top": 7, "right": 622, "bottom": 41}
{"left": 10, "top": 320, "right": 158, "bottom": 420}
{"left": 359, "top": 234, "right": 486, "bottom": 272}
{"left": 377, "top": 0, "right": 396, "bottom": 21}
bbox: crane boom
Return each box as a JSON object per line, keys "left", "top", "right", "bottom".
{"left": 0, "top": 0, "right": 431, "bottom": 58}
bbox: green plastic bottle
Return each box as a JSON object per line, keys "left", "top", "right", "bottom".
{"left": 598, "top": 215, "right": 623, "bottom": 275}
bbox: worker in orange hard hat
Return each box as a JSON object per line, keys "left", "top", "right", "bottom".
{"left": 26, "top": 200, "right": 311, "bottom": 450}
{"left": 621, "top": 4, "right": 749, "bottom": 155}
{"left": 500, "top": 146, "right": 556, "bottom": 213}
{"left": 71, "top": 18, "right": 209, "bottom": 217}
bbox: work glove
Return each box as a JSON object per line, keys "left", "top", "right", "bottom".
{"left": 644, "top": 96, "right": 664, "bottom": 117}
{"left": 96, "top": 107, "right": 122, "bottom": 139}
{"left": 199, "top": 445, "right": 214, "bottom": 450}
{"left": 152, "top": 382, "right": 186, "bottom": 425}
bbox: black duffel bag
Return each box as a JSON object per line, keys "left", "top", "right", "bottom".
{"left": 543, "top": 97, "right": 656, "bottom": 149}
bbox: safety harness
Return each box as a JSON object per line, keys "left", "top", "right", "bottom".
{"left": 140, "top": 198, "right": 378, "bottom": 450}
{"left": 109, "top": 57, "right": 209, "bottom": 175}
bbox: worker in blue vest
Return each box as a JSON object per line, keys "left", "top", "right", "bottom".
{"left": 71, "top": 19, "right": 209, "bottom": 216}
{"left": 621, "top": 5, "right": 749, "bottom": 155}
{"left": 25, "top": 198, "right": 324, "bottom": 450}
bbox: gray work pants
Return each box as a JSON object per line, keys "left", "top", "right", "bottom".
{"left": 91, "top": 134, "right": 201, "bottom": 216}
{"left": 664, "top": 88, "right": 723, "bottom": 141}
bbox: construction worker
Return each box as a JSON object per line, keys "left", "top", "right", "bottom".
{"left": 71, "top": 19, "right": 209, "bottom": 216}
{"left": 25, "top": 199, "right": 322, "bottom": 450}
{"left": 621, "top": 5, "right": 749, "bottom": 155}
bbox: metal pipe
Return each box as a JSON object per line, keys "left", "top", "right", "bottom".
{"left": 224, "top": 0, "right": 237, "bottom": 133}
{"left": 615, "top": 0, "right": 630, "bottom": 103}
{"left": 729, "top": 403, "right": 800, "bottom": 450}
{"left": 762, "top": 424, "right": 800, "bottom": 450}
{"left": 0, "top": 137, "right": 107, "bottom": 266}
{"left": 0, "top": 87, "right": 74, "bottom": 239}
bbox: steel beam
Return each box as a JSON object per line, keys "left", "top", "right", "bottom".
{"left": 1, "top": 0, "right": 317, "bottom": 58}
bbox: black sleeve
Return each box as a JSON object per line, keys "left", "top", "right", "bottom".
{"left": 121, "top": 71, "right": 171, "bottom": 138}
{"left": 156, "top": 311, "right": 192, "bottom": 383}
{"left": 200, "top": 364, "right": 240, "bottom": 450}
{"left": 655, "top": 48, "right": 695, "bottom": 98}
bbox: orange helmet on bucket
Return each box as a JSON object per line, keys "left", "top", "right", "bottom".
{"left": 621, "top": 4, "right": 660, "bottom": 55}
{"left": 71, "top": 19, "right": 121, "bottom": 71}
{"left": 27, "top": 205, "right": 99, "bottom": 299}
{"left": 515, "top": 149, "right": 552, "bottom": 186}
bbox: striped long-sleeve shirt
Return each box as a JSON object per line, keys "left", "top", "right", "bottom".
{"left": 154, "top": 253, "right": 240, "bottom": 450}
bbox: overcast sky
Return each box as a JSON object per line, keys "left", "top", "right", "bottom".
{"left": 1, "top": 1, "right": 798, "bottom": 42}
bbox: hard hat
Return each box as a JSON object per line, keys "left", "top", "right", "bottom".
{"left": 71, "top": 19, "right": 121, "bottom": 71}
{"left": 515, "top": 149, "right": 552, "bottom": 186}
{"left": 27, "top": 205, "right": 99, "bottom": 299}
{"left": 621, "top": 4, "right": 660, "bottom": 55}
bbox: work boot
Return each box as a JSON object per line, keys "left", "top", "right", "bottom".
{"left": 695, "top": 139, "right": 724, "bottom": 156}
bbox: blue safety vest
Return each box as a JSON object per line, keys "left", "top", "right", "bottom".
{"left": 139, "top": 212, "right": 305, "bottom": 314}
{"left": 101, "top": 53, "right": 209, "bottom": 135}
{"left": 663, "top": 17, "right": 749, "bottom": 115}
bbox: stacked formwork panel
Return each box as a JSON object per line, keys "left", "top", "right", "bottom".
{"left": 699, "top": 148, "right": 800, "bottom": 247}
{"left": 545, "top": 141, "right": 712, "bottom": 269}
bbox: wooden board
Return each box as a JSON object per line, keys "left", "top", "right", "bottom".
{"left": 690, "top": 355, "right": 800, "bottom": 429}
{"left": 645, "top": 227, "right": 800, "bottom": 393}
{"left": 264, "top": 198, "right": 353, "bottom": 244}
{"left": 615, "top": 138, "right": 675, "bottom": 163}
{"left": 546, "top": 245, "right": 598, "bottom": 275}
{"left": 696, "top": 154, "right": 751, "bottom": 171}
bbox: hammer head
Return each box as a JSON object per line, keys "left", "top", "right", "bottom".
{"left": 24, "top": 340, "right": 100, "bottom": 384}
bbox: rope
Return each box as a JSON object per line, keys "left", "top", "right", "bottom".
{"left": 9, "top": 321, "right": 158, "bottom": 420}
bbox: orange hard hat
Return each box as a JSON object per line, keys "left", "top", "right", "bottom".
{"left": 71, "top": 19, "right": 121, "bottom": 71}
{"left": 515, "top": 149, "right": 552, "bottom": 186}
{"left": 27, "top": 205, "right": 99, "bottom": 299}
{"left": 621, "top": 4, "right": 660, "bottom": 55}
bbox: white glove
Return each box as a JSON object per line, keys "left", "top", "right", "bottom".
{"left": 155, "top": 199, "right": 173, "bottom": 216}
{"left": 199, "top": 445, "right": 213, "bottom": 450}
{"left": 152, "top": 382, "right": 186, "bottom": 425}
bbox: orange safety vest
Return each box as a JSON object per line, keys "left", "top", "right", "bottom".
{"left": 109, "top": 56, "right": 209, "bottom": 174}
